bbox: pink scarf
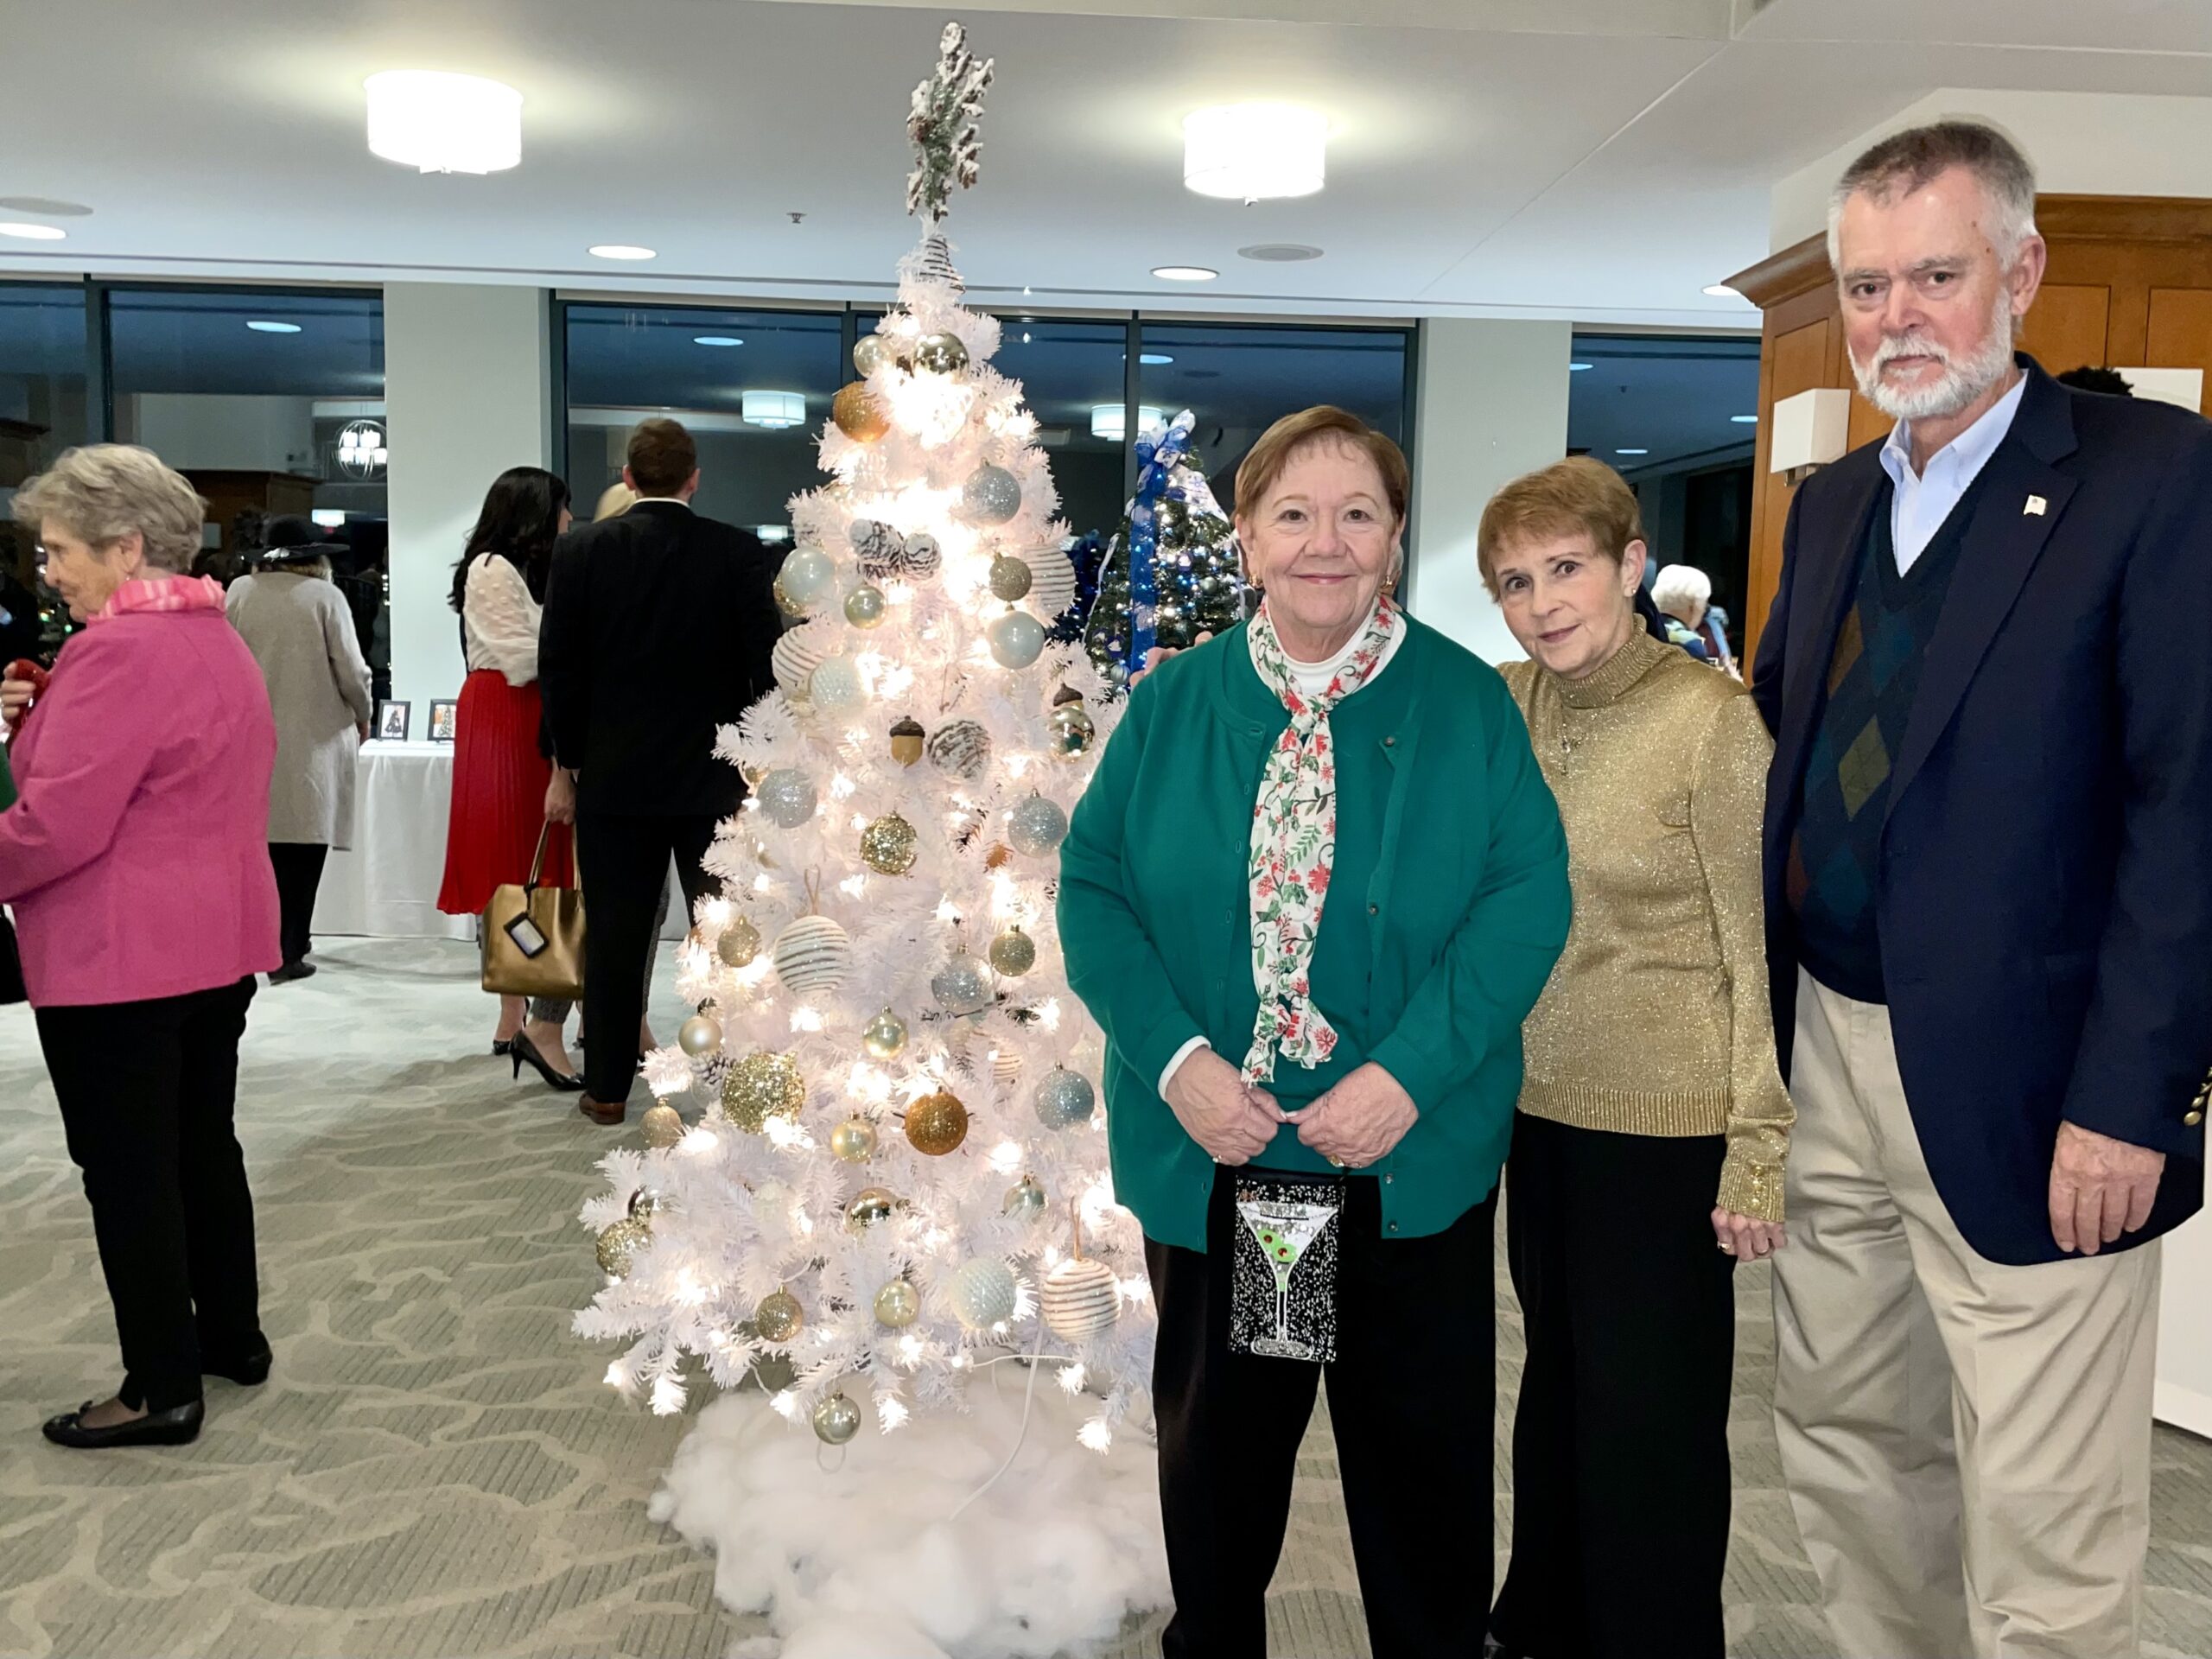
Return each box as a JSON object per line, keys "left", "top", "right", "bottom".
{"left": 87, "top": 575, "right": 226, "bottom": 623}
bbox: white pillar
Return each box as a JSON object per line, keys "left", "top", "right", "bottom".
{"left": 1405, "top": 319, "right": 1571, "bottom": 664}
{"left": 384, "top": 283, "right": 550, "bottom": 708}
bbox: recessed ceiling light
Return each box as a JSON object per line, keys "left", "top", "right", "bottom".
{"left": 0, "top": 197, "right": 92, "bottom": 218}
{"left": 1702, "top": 284, "right": 1738, "bottom": 298}
{"left": 1020, "top": 332, "right": 1032, "bottom": 344}
{"left": 247, "top": 320, "right": 302, "bottom": 334}
{"left": 1616, "top": 448, "right": 1650, "bottom": 456}
{"left": 1239, "top": 243, "right": 1325, "bottom": 264}
{"left": 1185, "top": 104, "right": 1327, "bottom": 202}
{"left": 693, "top": 335, "right": 742, "bottom": 347}
{"left": 1731, "top": 414, "right": 1758, "bottom": 423}
{"left": 1141, "top": 353, "right": 1174, "bottom": 365}
{"left": 365, "top": 70, "right": 523, "bottom": 175}
{"left": 1152, "top": 266, "right": 1218, "bottom": 283}
{"left": 1569, "top": 362, "right": 1593, "bottom": 372}
{"left": 0, "top": 223, "right": 67, "bottom": 241}
{"left": 589, "top": 244, "right": 657, "bottom": 261}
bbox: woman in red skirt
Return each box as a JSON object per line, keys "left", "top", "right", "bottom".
{"left": 436, "top": 467, "right": 582, "bottom": 1090}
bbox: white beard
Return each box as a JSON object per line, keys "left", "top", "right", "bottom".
{"left": 1852, "top": 286, "right": 2018, "bottom": 422}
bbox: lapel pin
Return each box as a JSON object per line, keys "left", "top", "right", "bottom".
{"left": 2024, "top": 494, "right": 2048, "bottom": 517}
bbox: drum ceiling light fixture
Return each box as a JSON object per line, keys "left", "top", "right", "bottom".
{"left": 1090, "top": 404, "right": 1166, "bottom": 442}
{"left": 365, "top": 71, "right": 523, "bottom": 175}
{"left": 742, "top": 391, "right": 807, "bottom": 429}
{"left": 1184, "top": 103, "right": 1327, "bottom": 203}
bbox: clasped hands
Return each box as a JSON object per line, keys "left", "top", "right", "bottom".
{"left": 1166, "top": 1048, "right": 1417, "bottom": 1169}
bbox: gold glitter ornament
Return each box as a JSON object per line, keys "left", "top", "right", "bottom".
{"left": 889, "top": 715, "right": 926, "bottom": 767}
{"left": 844, "top": 1185, "right": 899, "bottom": 1231}
{"left": 721, "top": 1050, "right": 806, "bottom": 1132}
{"left": 988, "top": 554, "right": 1033, "bottom": 601}
{"left": 595, "top": 1216, "right": 652, "bottom": 1278}
{"left": 812, "top": 1390, "right": 862, "bottom": 1445}
{"left": 988, "top": 925, "right": 1037, "bottom": 976}
{"left": 830, "top": 1116, "right": 880, "bottom": 1162}
{"left": 640, "top": 1103, "right": 686, "bottom": 1148}
{"left": 772, "top": 575, "right": 807, "bottom": 620}
{"left": 874, "top": 1278, "right": 921, "bottom": 1327}
{"left": 717, "top": 916, "right": 761, "bottom": 968}
{"left": 832, "top": 382, "right": 890, "bottom": 442}
{"left": 753, "top": 1288, "right": 804, "bottom": 1346}
{"left": 679, "top": 1014, "right": 722, "bottom": 1057}
{"left": 904, "top": 1089, "right": 969, "bottom": 1156}
{"left": 860, "top": 812, "right": 919, "bottom": 875}
{"left": 862, "top": 1007, "right": 909, "bottom": 1060}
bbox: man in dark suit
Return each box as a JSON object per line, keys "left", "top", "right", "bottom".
{"left": 1753, "top": 121, "right": 2211, "bottom": 1659}
{"left": 538, "top": 418, "right": 780, "bottom": 1122}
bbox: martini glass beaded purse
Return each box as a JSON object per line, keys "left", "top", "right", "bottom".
{"left": 1230, "top": 1172, "right": 1344, "bottom": 1362}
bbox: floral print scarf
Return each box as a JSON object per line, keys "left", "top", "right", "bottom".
{"left": 1242, "top": 595, "right": 1401, "bottom": 1083}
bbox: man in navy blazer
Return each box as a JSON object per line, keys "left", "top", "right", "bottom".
{"left": 1752, "top": 121, "right": 2210, "bottom": 1659}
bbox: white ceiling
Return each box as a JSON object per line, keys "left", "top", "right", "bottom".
{"left": 0, "top": 0, "right": 2206, "bottom": 327}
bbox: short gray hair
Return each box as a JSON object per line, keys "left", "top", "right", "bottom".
{"left": 1826, "top": 119, "right": 2038, "bottom": 271}
{"left": 1651, "top": 563, "right": 1713, "bottom": 620}
{"left": 10, "top": 444, "right": 207, "bottom": 575}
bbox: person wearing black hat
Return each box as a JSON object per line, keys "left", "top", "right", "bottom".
{"left": 225, "top": 516, "right": 374, "bottom": 982}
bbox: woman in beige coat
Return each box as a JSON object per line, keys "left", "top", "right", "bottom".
{"left": 226, "top": 516, "right": 373, "bottom": 982}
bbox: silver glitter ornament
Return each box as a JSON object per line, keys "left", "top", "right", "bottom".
{"left": 1004, "top": 1174, "right": 1047, "bottom": 1217}
{"left": 753, "top": 1288, "right": 804, "bottom": 1346}
{"left": 772, "top": 914, "right": 852, "bottom": 997}
{"left": 1041, "top": 1257, "right": 1121, "bottom": 1341}
{"left": 830, "top": 1116, "right": 879, "bottom": 1162}
{"left": 987, "top": 925, "right": 1036, "bottom": 976}
{"left": 861, "top": 1007, "right": 909, "bottom": 1060}
{"left": 931, "top": 954, "right": 994, "bottom": 1016}
{"left": 853, "top": 333, "right": 892, "bottom": 378}
{"left": 756, "top": 768, "right": 817, "bottom": 829}
{"left": 988, "top": 554, "right": 1033, "bottom": 601}
{"left": 843, "top": 584, "right": 888, "bottom": 630}
{"left": 874, "top": 1278, "right": 921, "bottom": 1328}
{"left": 1007, "top": 793, "right": 1069, "bottom": 857}
{"left": 812, "top": 1390, "right": 862, "bottom": 1446}
{"left": 987, "top": 609, "right": 1046, "bottom": 671}
{"left": 679, "top": 1014, "right": 722, "bottom": 1058}
{"left": 925, "top": 719, "right": 991, "bottom": 782}
{"left": 913, "top": 331, "right": 969, "bottom": 374}
{"left": 961, "top": 464, "right": 1023, "bottom": 527}
{"left": 1034, "top": 1067, "right": 1096, "bottom": 1130}
{"left": 950, "top": 1257, "right": 1018, "bottom": 1331}
{"left": 901, "top": 532, "right": 942, "bottom": 581}
{"left": 717, "top": 916, "right": 762, "bottom": 968}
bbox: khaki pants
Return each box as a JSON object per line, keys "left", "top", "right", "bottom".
{"left": 1773, "top": 970, "right": 2160, "bottom": 1659}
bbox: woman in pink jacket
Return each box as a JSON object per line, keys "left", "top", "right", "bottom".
{"left": 0, "top": 445, "right": 280, "bottom": 1451}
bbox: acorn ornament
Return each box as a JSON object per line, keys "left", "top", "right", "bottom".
{"left": 889, "top": 716, "right": 926, "bottom": 767}
{"left": 988, "top": 925, "right": 1037, "bottom": 977}
{"left": 904, "top": 1088, "right": 970, "bottom": 1156}
{"left": 717, "top": 915, "right": 762, "bottom": 968}
{"left": 833, "top": 382, "right": 890, "bottom": 442}
{"left": 860, "top": 812, "right": 919, "bottom": 875}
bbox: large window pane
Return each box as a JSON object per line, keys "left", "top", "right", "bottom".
{"left": 564, "top": 304, "right": 842, "bottom": 539}
{"left": 977, "top": 318, "right": 1129, "bottom": 542}
{"left": 0, "top": 283, "right": 89, "bottom": 659}
{"left": 1137, "top": 322, "right": 1410, "bottom": 515}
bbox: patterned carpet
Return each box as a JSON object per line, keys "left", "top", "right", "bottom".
{"left": 0, "top": 938, "right": 2206, "bottom": 1658}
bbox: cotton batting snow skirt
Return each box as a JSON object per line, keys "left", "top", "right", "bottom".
{"left": 436, "top": 670, "right": 574, "bottom": 917}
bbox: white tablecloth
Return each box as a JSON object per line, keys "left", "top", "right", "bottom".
{"left": 314, "top": 741, "right": 684, "bottom": 943}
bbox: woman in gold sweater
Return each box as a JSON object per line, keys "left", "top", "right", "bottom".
{"left": 1482, "top": 458, "right": 1792, "bottom": 1659}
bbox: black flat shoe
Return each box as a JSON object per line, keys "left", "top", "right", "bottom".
{"left": 42, "top": 1398, "right": 204, "bottom": 1449}
{"left": 511, "top": 1031, "right": 585, "bottom": 1093}
{"left": 204, "top": 1343, "right": 272, "bottom": 1387}
{"left": 269, "top": 961, "right": 317, "bottom": 984}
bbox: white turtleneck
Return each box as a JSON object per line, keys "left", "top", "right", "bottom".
{"left": 1158, "top": 601, "right": 1407, "bottom": 1100}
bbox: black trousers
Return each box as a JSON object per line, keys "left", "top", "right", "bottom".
{"left": 1491, "top": 1113, "right": 1738, "bottom": 1659}
{"left": 1147, "top": 1166, "right": 1497, "bottom": 1659}
{"left": 267, "top": 842, "right": 328, "bottom": 968}
{"left": 575, "top": 811, "right": 718, "bottom": 1103}
{"left": 35, "top": 976, "right": 264, "bottom": 1414}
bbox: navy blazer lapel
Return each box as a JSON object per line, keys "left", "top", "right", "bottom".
{"left": 1771, "top": 458, "right": 1886, "bottom": 817}
{"left": 1885, "top": 366, "right": 2080, "bottom": 820}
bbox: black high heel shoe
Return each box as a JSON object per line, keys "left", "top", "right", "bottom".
{"left": 493, "top": 1039, "right": 513, "bottom": 1057}
{"left": 43, "top": 1398, "right": 205, "bottom": 1449}
{"left": 510, "top": 1031, "right": 585, "bottom": 1093}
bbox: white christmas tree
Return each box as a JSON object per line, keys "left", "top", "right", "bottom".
{"left": 574, "top": 22, "right": 1154, "bottom": 1455}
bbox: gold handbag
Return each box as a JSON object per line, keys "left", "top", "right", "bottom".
{"left": 481, "top": 823, "right": 585, "bottom": 1001}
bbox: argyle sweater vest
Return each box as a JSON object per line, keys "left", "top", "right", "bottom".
{"left": 1787, "top": 466, "right": 1993, "bottom": 1002}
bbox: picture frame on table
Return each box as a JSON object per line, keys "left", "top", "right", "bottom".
{"left": 428, "top": 700, "right": 459, "bottom": 743}
{"left": 375, "top": 699, "right": 411, "bottom": 742}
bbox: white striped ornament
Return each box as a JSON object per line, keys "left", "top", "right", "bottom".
{"left": 1027, "top": 549, "right": 1077, "bottom": 621}
{"left": 1040, "top": 1256, "right": 1120, "bottom": 1341}
{"left": 772, "top": 914, "right": 852, "bottom": 998}
{"left": 772, "top": 623, "right": 834, "bottom": 700}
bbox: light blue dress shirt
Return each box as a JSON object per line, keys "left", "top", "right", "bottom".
{"left": 1878, "top": 372, "right": 2028, "bottom": 575}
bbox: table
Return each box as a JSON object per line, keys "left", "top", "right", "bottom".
{"left": 315, "top": 741, "right": 685, "bottom": 944}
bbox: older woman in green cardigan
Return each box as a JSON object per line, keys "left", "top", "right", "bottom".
{"left": 1059, "top": 406, "right": 1571, "bottom": 1659}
